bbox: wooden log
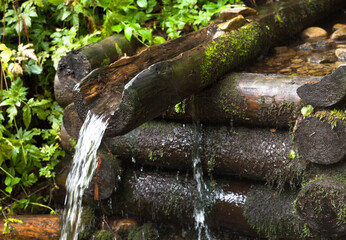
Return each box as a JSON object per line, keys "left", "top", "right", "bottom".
{"left": 73, "top": 0, "right": 345, "bottom": 136}
{"left": 297, "top": 65, "right": 346, "bottom": 107}
{"left": 163, "top": 72, "right": 319, "bottom": 128}
{"left": 110, "top": 169, "right": 343, "bottom": 239}
{"left": 57, "top": 35, "right": 139, "bottom": 91}
{"left": 295, "top": 174, "right": 346, "bottom": 238}
{"left": 0, "top": 215, "right": 60, "bottom": 240}
{"left": 62, "top": 103, "right": 83, "bottom": 140}
{"left": 54, "top": 74, "right": 73, "bottom": 107}
{"left": 101, "top": 120, "right": 306, "bottom": 187}
{"left": 294, "top": 110, "right": 346, "bottom": 165}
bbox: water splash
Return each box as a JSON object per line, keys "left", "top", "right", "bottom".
{"left": 60, "top": 111, "right": 109, "bottom": 240}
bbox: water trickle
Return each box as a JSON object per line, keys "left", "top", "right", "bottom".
{"left": 60, "top": 111, "right": 109, "bottom": 240}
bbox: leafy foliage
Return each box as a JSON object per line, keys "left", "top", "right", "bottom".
{"left": 0, "top": 0, "right": 245, "bottom": 225}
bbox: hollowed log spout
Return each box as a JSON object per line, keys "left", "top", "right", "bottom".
{"left": 294, "top": 111, "right": 346, "bottom": 165}
{"left": 101, "top": 120, "right": 306, "bottom": 186}
{"left": 0, "top": 215, "right": 60, "bottom": 240}
{"left": 55, "top": 35, "right": 140, "bottom": 107}
{"left": 110, "top": 169, "right": 343, "bottom": 239}
{"left": 163, "top": 72, "right": 319, "bottom": 128}
{"left": 73, "top": 0, "right": 345, "bottom": 136}
{"left": 297, "top": 65, "right": 346, "bottom": 107}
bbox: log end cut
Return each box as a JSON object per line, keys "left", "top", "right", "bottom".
{"left": 297, "top": 65, "right": 346, "bottom": 107}
{"left": 295, "top": 177, "right": 346, "bottom": 238}
{"left": 295, "top": 117, "right": 346, "bottom": 165}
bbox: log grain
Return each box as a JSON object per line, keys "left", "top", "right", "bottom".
{"left": 0, "top": 215, "right": 60, "bottom": 240}
{"left": 108, "top": 169, "right": 342, "bottom": 239}
{"left": 101, "top": 120, "right": 306, "bottom": 186}
{"left": 73, "top": 0, "right": 345, "bottom": 136}
{"left": 163, "top": 72, "right": 319, "bottom": 128}
{"left": 297, "top": 65, "right": 346, "bottom": 107}
{"left": 294, "top": 111, "right": 346, "bottom": 165}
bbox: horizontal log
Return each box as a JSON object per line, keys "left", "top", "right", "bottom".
{"left": 109, "top": 169, "right": 341, "bottom": 238}
{"left": 294, "top": 110, "right": 346, "bottom": 165}
{"left": 57, "top": 34, "right": 139, "bottom": 90}
{"left": 101, "top": 120, "right": 305, "bottom": 186}
{"left": 73, "top": 0, "right": 345, "bottom": 136}
{"left": 163, "top": 72, "right": 319, "bottom": 128}
{"left": 297, "top": 65, "right": 346, "bottom": 107}
{"left": 0, "top": 215, "right": 60, "bottom": 240}
{"left": 54, "top": 74, "right": 72, "bottom": 108}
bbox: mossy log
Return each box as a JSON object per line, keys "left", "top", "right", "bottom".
{"left": 57, "top": 35, "right": 139, "bottom": 91}
{"left": 0, "top": 215, "right": 60, "bottom": 240}
{"left": 295, "top": 174, "right": 346, "bottom": 238}
{"left": 163, "top": 72, "right": 319, "bottom": 128}
{"left": 294, "top": 111, "right": 346, "bottom": 165}
{"left": 109, "top": 169, "right": 343, "bottom": 239}
{"left": 297, "top": 65, "right": 346, "bottom": 107}
{"left": 100, "top": 120, "right": 306, "bottom": 186}
{"left": 73, "top": 0, "right": 344, "bottom": 136}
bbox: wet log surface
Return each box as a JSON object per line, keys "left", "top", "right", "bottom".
{"left": 0, "top": 215, "right": 60, "bottom": 240}
{"left": 295, "top": 175, "right": 346, "bottom": 238}
{"left": 57, "top": 35, "right": 139, "bottom": 91}
{"left": 163, "top": 72, "right": 319, "bottom": 128}
{"left": 297, "top": 65, "right": 346, "bottom": 107}
{"left": 109, "top": 169, "right": 342, "bottom": 239}
{"left": 73, "top": 0, "right": 345, "bottom": 136}
{"left": 102, "top": 120, "right": 306, "bottom": 186}
{"left": 294, "top": 113, "right": 346, "bottom": 165}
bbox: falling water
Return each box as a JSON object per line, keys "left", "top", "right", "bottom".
{"left": 191, "top": 95, "right": 212, "bottom": 240}
{"left": 60, "top": 111, "right": 109, "bottom": 240}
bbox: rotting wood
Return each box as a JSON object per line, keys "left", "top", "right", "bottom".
{"left": 72, "top": 0, "right": 345, "bottom": 136}
{"left": 163, "top": 72, "right": 319, "bottom": 129}
{"left": 0, "top": 215, "right": 60, "bottom": 240}
{"left": 294, "top": 111, "right": 346, "bottom": 165}
{"left": 297, "top": 65, "right": 346, "bottom": 107}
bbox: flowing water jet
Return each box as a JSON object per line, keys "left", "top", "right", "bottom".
{"left": 60, "top": 111, "right": 109, "bottom": 240}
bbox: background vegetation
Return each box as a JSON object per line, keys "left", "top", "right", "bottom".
{"left": 0, "top": 0, "right": 244, "bottom": 222}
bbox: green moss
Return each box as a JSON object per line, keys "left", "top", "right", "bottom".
{"left": 127, "top": 223, "right": 159, "bottom": 240}
{"left": 92, "top": 230, "right": 114, "bottom": 240}
{"left": 79, "top": 206, "right": 97, "bottom": 239}
{"left": 174, "top": 101, "right": 186, "bottom": 114}
{"left": 200, "top": 22, "right": 269, "bottom": 87}
{"left": 314, "top": 109, "right": 346, "bottom": 129}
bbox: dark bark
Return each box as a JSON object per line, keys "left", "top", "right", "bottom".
{"left": 54, "top": 74, "right": 73, "bottom": 108}
{"left": 57, "top": 35, "right": 140, "bottom": 92}
{"left": 294, "top": 113, "right": 346, "bottom": 165}
{"left": 297, "top": 65, "right": 346, "bottom": 107}
{"left": 102, "top": 120, "right": 306, "bottom": 186}
{"left": 62, "top": 103, "right": 83, "bottom": 140}
{"left": 163, "top": 72, "right": 319, "bottom": 128}
{"left": 109, "top": 169, "right": 341, "bottom": 239}
{"left": 295, "top": 175, "right": 346, "bottom": 238}
{"left": 0, "top": 215, "right": 60, "bottom": 240}
{"left": 73, "top": 0, "right": 345, "bottom": 136}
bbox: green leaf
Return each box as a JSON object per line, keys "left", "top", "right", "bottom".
{"left": 5, "top": 176, "right": 11, "bottom": 186}
{"left": 138, "top": 28, "right": 152, "bottom": 43}
{"left": 5, "top": 186, "right": 12, "bottom": 194}
{"left": 301, "top": 105, "right": 314, "bottom": 117}
{"left": 23, "top": 105, "right": 31, "bottom": 129}
{"left": 111, "top": 24, "right": 124, "bottom": 33}
{"left": 153, "top": 36, "right": 166, "bottom": 45}
{"left": 124, "top": 26, "right": 134, "bottom": 41}
{"left": 137, "top": 0, "right": 148, "bottom": 8}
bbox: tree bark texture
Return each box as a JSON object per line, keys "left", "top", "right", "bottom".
{"left": 109, "top": 169, "right": 342, "bottom": 239}
{"left": 294, "top": 112, "right": 346, "bottom": 165}
{"left": 54, "top": 73, "right": 73, "bottom": 107}
{"left": 0, "top": 215, "right": 60, "bottom": 240}
{"left": 73, "top": 0, "right": 345, "bottom": 136}
{"left": 102, "top": 120, "right": 306, "bottom": 187}
{"left": 57, "top": 35, "right": 139, "bottom": 90}
{"left": 163, "top": 72, "right": 319, "bottom": 129}
{"left": 297, "top": 65, "right": 346, "bottom": 107}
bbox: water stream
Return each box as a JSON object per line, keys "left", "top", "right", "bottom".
{"left": 191, "top": 96, "right": 212, "bottom": 240}
{"left": 60, "top": 111, "right": 109, "bottom": 240}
